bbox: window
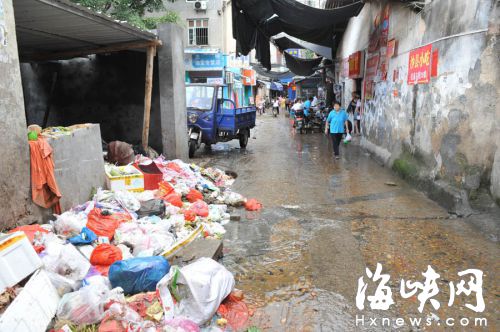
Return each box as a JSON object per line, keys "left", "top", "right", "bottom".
{"left": 187, "top": 19, "right": 208, "bottom": 46}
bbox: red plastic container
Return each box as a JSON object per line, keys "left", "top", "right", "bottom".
{"left": 133, "top": 162, "right": 163, "bottom": 190}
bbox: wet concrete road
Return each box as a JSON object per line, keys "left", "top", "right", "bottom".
{"left": 196, "top": 113, "right": 499, "bottom": 331}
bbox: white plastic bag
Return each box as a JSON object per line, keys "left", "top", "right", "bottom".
{"left": 52, "top": 211, "right": 87, "bottom": 237}
{"left": 42, "top": 242, "right": 91, "bottom": 282}
{"left": 56, "top": 283, "right": 119, "bottom": 324}
{"left": 160, "top": 258, "right": 235, "bottom": 325}
{"left": 344, "top": 133, "right": 352, "bottom": 143}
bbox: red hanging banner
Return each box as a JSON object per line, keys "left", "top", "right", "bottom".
{"left": 407, "top": 44, "right": 432, "bottom": 85}
{"left": 431, "top": 49, "right": 439, "bottom": 77}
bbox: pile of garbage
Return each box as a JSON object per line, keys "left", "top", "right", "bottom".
{"left": 0, "top": 156, "right": 262, "bottom": 332}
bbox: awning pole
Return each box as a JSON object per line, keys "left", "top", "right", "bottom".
{"left": 142, "top": 45, "right": 155, "bottom": 152}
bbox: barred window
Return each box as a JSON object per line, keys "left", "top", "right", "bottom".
{"left": 187, "top": 19, "right": 209, "bottom": 46}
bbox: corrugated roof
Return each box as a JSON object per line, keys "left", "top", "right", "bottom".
{"left": 14, "top": 0, "right": 158, "bottom": 60}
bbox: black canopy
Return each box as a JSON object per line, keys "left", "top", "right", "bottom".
{"left": 233, "top": 0, "right": 364, "bottom": 70}
{"left": 284, "top": 52, "right": 323, "bottom": 76}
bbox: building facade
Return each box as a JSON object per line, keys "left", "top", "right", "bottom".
{"left": 160, "top": 0, "right": 256, "bottom": 106}
{"left": 335, "top": 0, "right": 499, "bottom": 210}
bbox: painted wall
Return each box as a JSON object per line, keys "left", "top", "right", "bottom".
{"left": 21, "top": 51, "right": 164, "bottom": 152}
{"left": 0, "top": 0, "right": 43, "bottom": 229}
{"left": 337, "top": 0, "right": 499, "bottom": 206}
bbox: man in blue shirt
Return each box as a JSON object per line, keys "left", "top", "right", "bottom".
{"left": 303, "top": 97, "right": 313, "bottom": 117}
{"left": 325, "top": 101, "right": 350, "bottom": 159}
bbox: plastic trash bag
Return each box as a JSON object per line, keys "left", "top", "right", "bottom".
{"left": 46, "top": 270, "right": 79, "bottom": 296}
{"left": 161, "top": 258, "right": 234, "bottom": 325}
{"left": 163, "top": 192, "right": 183, "bottom": 208}
{"left": 90, "top": 244, "right": 123, "bottom": 266}
{"left": 98, "top": 302, "right": 156, "bottom": 332}
{"left": 53, "top": 211, "right": 87, "bottom": 237}
{"left": 114, "top": 221, "right": 175, "bottom": 256}
{"left": 113, "top": 190, "right": 141, "bottom": 211}
{"left": 162, "top": 318, "right": 200, "bottom": 332}
{"left": 9, "top": 224, "right": 49, "bottom": 253}
{"left": 137, "top": 199, "right": 165, "bottom": 218}
{"left": 68, "top": 227, "right": 97, "bottom": 246}
{"left": 184, "top": 210, "right": 197, "bottom": 222}
{"left": 189, "top": 200, "right": 209, "bottom": 217}
{"left": 56, "top": 282, "right": 117, "bottom": 324}
{"left": 86, "top": 208, "right": 131, "bottom": 240}
{"left": 208, "top": 204, "right": 229, "bottom": 223}
{"left": 42, "top": 242, "right": 91, "bottom": 282}
{"left": 108, "top": 256, "right": 170, "bottom": 295}
{"left": 217, "top": 293, "right": 250, "bottom": 330}
{"left": 244, "top": 199, "right": 262, "bottom": 211}
{"left": 344, "top": 133, "right": 352, "bottom": 144}
{"left": 186, "top": 189, "right": 204, "bottom": 203}
{"left": 220, "top": 190, "right": 245, "bottom": 207}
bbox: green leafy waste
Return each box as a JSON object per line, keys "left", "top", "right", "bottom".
{"left": 71, "top": 0, "right": 180, "bottom": 30}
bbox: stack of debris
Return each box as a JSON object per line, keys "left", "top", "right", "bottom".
{"left": 0, "top": 155, "right": 262, "bottom": 332}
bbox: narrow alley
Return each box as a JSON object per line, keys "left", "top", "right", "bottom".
{"left": 197, "top": 114, "right": 499, "bottom": 331}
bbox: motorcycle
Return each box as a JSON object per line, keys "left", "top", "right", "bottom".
{"left": 293, "top": 110, "right": 310, "bottom": 134}
{"left": 272, "top": 107, "right": 278, "bottom": 117}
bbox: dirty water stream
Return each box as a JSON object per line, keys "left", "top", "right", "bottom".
{"left": 197, "top": 114, "right": 499, "bottom": 331}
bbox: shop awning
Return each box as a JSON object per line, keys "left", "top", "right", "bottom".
{"left": 14, "top": 0, "right": 159, "bottom": 61}
{"left": 270, "top": 82, "right": 284, "bottom": 91}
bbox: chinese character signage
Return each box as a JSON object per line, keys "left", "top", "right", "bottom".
{"left": 348, "top": 51, "right": 363, "bottom": 78}
{"left": 185, "top": 53, "right": 224, "bottom": 71}
{"left": 431, "top": 49, "right": 439, "bottom": 77}
{"left": 387, "top": 39, "right": 397, "bottom": 59}
{"left": 241, "top": 69, "right": 256, "bottom": 86}
{"left": 407, "top": 44, "right": 432, "bottom": 85}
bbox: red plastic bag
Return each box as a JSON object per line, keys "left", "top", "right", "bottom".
{"left": 166, "top": 162, "right": 182, "bottom": 173}
{"left": 158, "top": 181, "right": 175, "bottom": 196}
{"left": 9, "top": 225, "right": 49, "bottom": 253}
{"left": 245, "top": 199, "right": 262, "bottom": 211}
{"left": 164, "top": 192, "right": 183, "bottom": 208}
{"left": 184, "top": 210, "right": 197, "bottom": 222}
{"left": 189, "top": 200, "right": 209, "bottom": 217}
{"left": 217, "top": 293, "right": 249, "bottom": 330}
{"left": 186, "top": 189, "right": 203, "bottom": 203}
{"left": 86, "top": 208, "right": 131, "bottom": 240}
{"left": 90, "top": 244, "right": 123, "bottom": 266}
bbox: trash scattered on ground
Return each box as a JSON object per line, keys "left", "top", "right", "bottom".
{"left": 0, "top": 155, "right": 260, "bottom": 331}
{"left": 384, "top": 181, "right": 398, "bottom": 186}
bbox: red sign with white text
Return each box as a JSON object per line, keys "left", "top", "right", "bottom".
{"left": 407, "top": 44, "right": 432, "bottom": 85}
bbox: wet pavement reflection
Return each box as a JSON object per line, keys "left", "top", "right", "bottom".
{"left": 197, "top": 114, "right": 499, "bottom": 331}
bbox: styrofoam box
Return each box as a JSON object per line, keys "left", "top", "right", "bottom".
{"left": 0, "top": 232, "right": 42, "bottom": 294}
{"left": 0, "top": 269, "right": 60, "bottom": 332}
{"left": 105, "top": 165, "right": 144, "bottom": 192}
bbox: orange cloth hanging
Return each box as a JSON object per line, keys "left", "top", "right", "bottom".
{"left": 29, "top": 137, "right": 62, "bottom": 210}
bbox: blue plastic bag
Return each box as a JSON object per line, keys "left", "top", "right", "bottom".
{"left": 67, "top": 227, "right": 97, "bottom": 245}
{"left": 108, "top": 256, "right": 170, "bottom": 295}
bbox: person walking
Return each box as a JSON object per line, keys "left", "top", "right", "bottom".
{"left": 325, "top": 101, "right": 350, "bottom": 159}
{"left": 273, "top": 98, "right": 279, "bottom": 115}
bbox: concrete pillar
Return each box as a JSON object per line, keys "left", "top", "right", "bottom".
{"left": 157, "top": 23, "right": 188, "bottom": 160}
{"left": 0, "top": 0, "right": 42, "bottom": 228}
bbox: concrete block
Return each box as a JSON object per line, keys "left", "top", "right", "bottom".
{"left": 168, "top": 238, "right": 223, "bottom": 267}
{"left": 157, "top": 23, "right": 188, "bottom": 160}
{"left": 46, "top": 124, "right": 106, "bottom": 214}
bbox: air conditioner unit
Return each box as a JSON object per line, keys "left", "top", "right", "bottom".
{"left": 194, "top": 1, "right": 207, "bottom": 11}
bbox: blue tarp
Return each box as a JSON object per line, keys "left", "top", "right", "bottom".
{"left": 270, "top": 82, "right": 284, "bottom": 91}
